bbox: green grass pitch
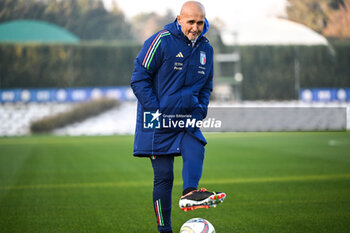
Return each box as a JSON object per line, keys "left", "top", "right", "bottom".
{"left": 0, "top": 132, "right": 349, "bottom": 233}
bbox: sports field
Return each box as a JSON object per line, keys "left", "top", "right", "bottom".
{"left": 0, "top": 132, "right": 349, "bottom": 233}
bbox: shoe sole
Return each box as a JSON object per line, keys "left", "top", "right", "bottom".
{"left": 179, "top": 192, "right": 226, "bottom": 212}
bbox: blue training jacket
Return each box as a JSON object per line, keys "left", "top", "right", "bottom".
{"left": 130, "top": 19, "right": 213, "bottom": 157}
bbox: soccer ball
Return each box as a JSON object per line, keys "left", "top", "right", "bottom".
{"left": 179, "top": 218, "right": 215, "bottom": 233}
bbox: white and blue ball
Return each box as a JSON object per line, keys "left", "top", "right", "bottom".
{"left": 180, "top": 218, "right": 215, "bottom": 233}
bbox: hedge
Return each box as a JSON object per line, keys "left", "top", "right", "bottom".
{"left": 223, "top": 43, "right": 350, "bottom": 100}
{"left": 30, "top": 98, "right": 119, "bottom": 133}
{"left": 1, "top": 41, "right": 349, "bottom": 100}
{"left": 0, "top": 42, "right": 141, "bottom": 88}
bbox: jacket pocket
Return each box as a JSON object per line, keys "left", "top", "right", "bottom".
{"left": 181, "top": 86, "right": 198, "bottom": 110}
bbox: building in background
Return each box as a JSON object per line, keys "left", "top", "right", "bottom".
{"left": 0, "top": 20, "right": 80, "bottom": 43}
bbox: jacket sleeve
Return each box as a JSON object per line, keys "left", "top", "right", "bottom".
{"left": 130, "top": 33, "right": 163, "bottom": 110}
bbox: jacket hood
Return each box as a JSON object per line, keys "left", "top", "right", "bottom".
{"left": 165, "top": 18, "right": 210, "bottom": 41}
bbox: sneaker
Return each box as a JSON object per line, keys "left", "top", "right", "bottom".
{"left": 179, "top": 188, "right": 226, "bottom": 212}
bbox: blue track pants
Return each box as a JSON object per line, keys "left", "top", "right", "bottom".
{"left": 150, "top": 132, "right": 205, "bottom": 232}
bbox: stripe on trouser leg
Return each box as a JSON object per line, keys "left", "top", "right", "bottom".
{"left": 154, "top": 199, "right": 164, "bottom": 226}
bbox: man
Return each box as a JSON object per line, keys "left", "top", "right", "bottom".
{"left": 130, "top": 1, "right": 226, "bottom": 232}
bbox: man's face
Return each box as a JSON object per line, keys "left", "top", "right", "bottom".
{"left": 177, "top": 8, "right": 205, "bottom": 41}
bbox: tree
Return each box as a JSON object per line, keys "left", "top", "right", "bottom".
{"left": 0, "top": 0, "right": 133, "bottom": 40}
{"left": 131, "top": 9, "right": 174, "bottom": 42}
{"left": 286, "top": 0, "right": 350, "bottom": 38}
{"left": 323, "top": 0, "right": 350, "bottom": 38}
